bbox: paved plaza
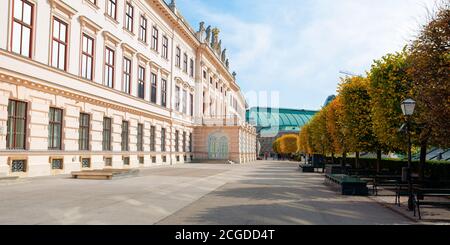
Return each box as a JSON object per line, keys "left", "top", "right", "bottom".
{"left": 0, "top": 161, "right": 413, "bottom": 225}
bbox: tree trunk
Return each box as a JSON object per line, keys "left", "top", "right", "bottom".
{"left": 331, "top": 152, "right": 335, "bottom": 164}
{"left": 355, "top": 151, "right": 360, "bottom": 169}
{"left": 342, "top": 152, "right": 347, "bottom": 168}
{"left": 419, "top": 140, "right": 428, "bottom": 182}
{"left": 376, "top": 150, "right": 382, "bottom": 173}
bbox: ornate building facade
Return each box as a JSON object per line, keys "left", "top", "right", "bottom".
{"left": 0, "top": 0, "right": 256, "bottom": 177}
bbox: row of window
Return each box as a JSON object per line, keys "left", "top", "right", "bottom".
{"left": 175, "top": 47, "right": 194, "bottom": 77}
{"left": 10, "top": 0, "right": 195, "bottom": 112}
{"left": 6, "top": 99, "right": 193, "bottom": 153}
{"left": 89, "top": 0, "right": 168, "bottom": 58}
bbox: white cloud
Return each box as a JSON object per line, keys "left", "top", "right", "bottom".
{"left": 176, "top": 0, "right": 437, "bottom": 110}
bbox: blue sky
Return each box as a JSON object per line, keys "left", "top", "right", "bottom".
{"left": 168, "top": 0, "right": 435, "bottom": 110}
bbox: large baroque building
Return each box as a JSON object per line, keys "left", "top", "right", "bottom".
{"left": 0, "top": 0, "right": 256, "bottom": 177}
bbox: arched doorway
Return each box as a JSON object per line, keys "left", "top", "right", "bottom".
{"left": 208, "top": 133, "right": 229, "bottom": 160}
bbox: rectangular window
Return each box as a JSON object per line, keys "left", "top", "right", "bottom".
{"left": 82, "top": 158, "right": 91, "bottom": 168}
{"left": 150, "top": 73, "right": 157, "bottom": 104}
{"left": 183, "top": 53, "right": 188, "bottom": 73}
{"left": 190, "top": 59, "right": 194, "bottom": 77}
{"left": 11, "top": 0, "right": 34, "bottom": 58}
{"left": 161, "top": 128, "right": 166, "bottom": 152}
{"left": 175, "top": 130, "right": 179, "bottom": 152}
{"left": 12, "top": 160, "right": 27, "bottom": 172}
{"left": 175, "top": 86, "right": 180, "bottom": 111}
{"left": 123, "top": 157, "right": 130, "bottom": 166}
{"left": 189, "top": 133, "right": 193, "bottom": 152}
{"left": 162, "top": 36, "right": 168, "bottom": 59}
{"left": 51, "top": 159, "right": 63, "bottom": 170}
{"left": 6, "top": 100, "right": 27, "bottom": 150}
{"left": 175, "top": 47, "right": 181, "bottom": 67}
{"left": 48, "top": 107, "right": 63, "bottom": 150}
{"left": 125, "top": 2, "right": 134, "bottom": 32}
{"left": 182, "top": 90, "right": 187, "bottom": 114}
{"left": 51, "top": 18, "right": 68, "bottom": 71}
{"left": 139, "top": 15, "right": 147, "bottom": 43}
{"left": 105, "top": 157, "right": 112, "bottom": 167}
{"left": 203, "top": 70, "right": 207, "bottom": 79}
{"left": 202, "top": 92, "right": 206, "bottom": 114}
{"left": 104, "top": 47, "right": 115, "bottom": 88}
{"left": 103, "top": 117, "right": 112, "bottom": 151}
{"left": 137, "top": 123, "right": 143, "bottom": 151}
{"left": 123, "top": 57, "right": 131, "bottom": 94}
{"left": 151, "top": 26, "right": 158, "bottom": 51}
{"left": 182, "top": 132, "right": 186, "bottom": 153}
{"left": 81, "top": 34, "right": 94, "bottom": 80}
{"left": 190, "top": 93, "right": 194, "bottom": 116}
{"left": 138, "top": 66, "right": 145, "bottom": 99}
{"left": 150, "top": 126, "right": 156, "bottom": 152}
{"left": 161, "top": 78, "right": 167, "bottom": 107}
{"left": 79, "top": 113, "right": 90, "bottom": 151}
{"left": 121, "top": 121, "right": 129, "bottom": 151}
{"left": 106, "top": 0, "right": 117, "bottom": 20}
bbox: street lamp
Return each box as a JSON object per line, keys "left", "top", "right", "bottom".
{"left": 401, "top": 98, "right": 416, "bottom": 211}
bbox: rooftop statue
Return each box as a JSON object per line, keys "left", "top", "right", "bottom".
{"left": 205, "top": 25, "right": 212, "bottom": 44}
{"left": 221, "top": 49, "right": 227, "bottom": 62}
{"left": 197, "top": 22, "right": 206, "bottom": 42}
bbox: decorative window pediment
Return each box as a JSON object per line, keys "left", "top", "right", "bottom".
{"left": 137, "top": 53, "right": 150, "bottom": 64}
{"left": 49, "top": 0, "right": 77, "bottom": 19}
{"left": 103, "top": 30, "right": 121, "bottom": 47}
{"left": 79, "top": 16, "right": 101, "bottom": 34}
{"left": 121, "top": 43, "right": 137, "bottom": 55}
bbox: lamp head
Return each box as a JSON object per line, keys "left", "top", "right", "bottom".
{"left": 401, "top": 99, "right": 416, "bottom": 116}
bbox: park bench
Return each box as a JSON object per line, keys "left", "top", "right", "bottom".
{"left": 413, "top": 188, "right": 450, "bottom": 220}
{"left": 325, "top": 174, "right": 369, "bottom": 196}
{"left": 373, "top": 175, "right": 402, "bottom": 196}
{"left": 299, "top": 163, "right": 315, "bottom": 173}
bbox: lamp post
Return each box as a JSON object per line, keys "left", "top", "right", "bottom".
{"left": 401, "top": 98, "right": 416, "bottom": 211}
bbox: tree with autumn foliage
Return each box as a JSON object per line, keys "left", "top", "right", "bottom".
{"left": 273, "top": 134, "right": 300, "bottom": 155}
{"left": 308, "top": 107, "right": 334, "bottom": 158}
{"left": 368, "top": 50, "right": 412, "bottom": 154}
{"left": 407, "top": 3, "right": 450, "bottom": 176}
{"left": 339, "top": 76, "right": 380, "bottom": 169}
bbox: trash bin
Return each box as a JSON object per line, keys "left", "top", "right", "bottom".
{"left": 402, "top": 167, "right": 409, "bottom": 182}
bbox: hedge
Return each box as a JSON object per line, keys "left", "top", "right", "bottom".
{"left": 324, "top": 157, "right": 450, "bottom": 182}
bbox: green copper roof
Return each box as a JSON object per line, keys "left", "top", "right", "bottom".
{"left": 246, "top": 107, "right": 317, "bottom": 132}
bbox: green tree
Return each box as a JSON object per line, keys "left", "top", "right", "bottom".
{"left": 368, "top": 50, "right": 412, "bottom": 155}
{"left": 338, "top": 76, "right": 380, "bottom": 169}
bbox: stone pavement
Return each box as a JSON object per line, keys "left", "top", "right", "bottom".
{"left": 369, "top": 189, "right": 450, "bottom": 225}
{"left": 0, "top": 161, "right": 414, "bottom": 225}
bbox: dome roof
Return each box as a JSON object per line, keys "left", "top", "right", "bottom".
{"left": 246, "top": 107, "right": 317, "bottom": 133}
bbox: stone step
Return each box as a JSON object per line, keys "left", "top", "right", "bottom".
{"left": 72, "top": 169, "right": 140, "bottom": 180}
{"left": 191, "top": 159, "right": 235, "bottom": 164}
{"left": 0, "top": 176, "right": 20, "bottom": 181}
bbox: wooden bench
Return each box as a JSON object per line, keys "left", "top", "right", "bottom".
{"left": 413, "top": 188, "right": 450, "bottom": 220}
{"left": 325, "top": 174, "right": 369, "bottom": 196}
